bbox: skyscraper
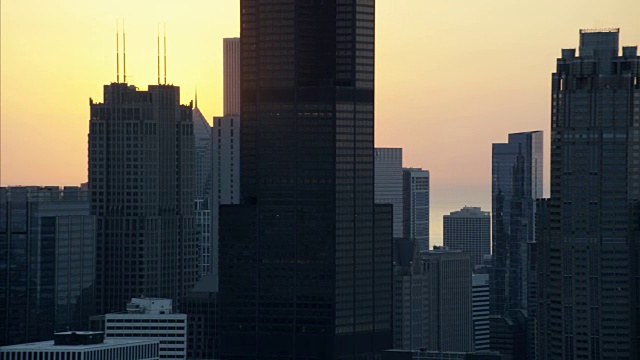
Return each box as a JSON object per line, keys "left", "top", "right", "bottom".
{"left": 0, "top": 186, "right": 95, "bottom": 346}
{"left": 422, "top": 247, "right": 474, "bottom": 352}
{"left": 375, "top": 148, "right": 403, "bottom": 238}
{"left": 536, "top": 29, "right": 640, "bottom": 359}
{"left": 89, "top": 83, "right": 198, "bottom": 314}
{"left": 472, "top": 273, "right": 490, "bottom": 352}
{"left": 223, "top": 37, "right": 240, "bottom": 116}
{"left": 210, "top": 115, "right": 241, "bottom": 277}
{"left": 443, "top": 207, "right": 490, "bottom": 268}
{"left": 490, "top": 131, "right": 543, "bottom": 316}
{"left": 402, "top": 167, "right": 430, "bottom": 251}
{"left": 218, "top": 1, "right": 392, "bottom": 359}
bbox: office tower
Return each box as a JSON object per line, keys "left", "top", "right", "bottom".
{"left": 104, "top": 298, "right": 187, "bottom": 360}
{"left": 194, "top": 105, "right": 213, "bottom": 203}
{"left": 183, "top": 274, "right": 218, "bottom": 360}
{"left": 443, "top": 207, "right": 490, "bottom": 267}
{"left": 223, "top": 37, "right": 240, "bottom": 116}
{"left": 218, "top": 0, "right": 393, "bottom": 359}
{"left": 392, "top": 239, "right": 424, "bottom": 350}
{"left": 375, "top": 148, "right": 404, "bottom": 238}
{"left": 402, "top": 167, "right": 430, "bottom": 251}
{"left": 490, "top": 131, "right": 543, "bottom": 317}
{"left": 193, "top": 104, "right": 214, "bottom": 276}
{"left": 422, "top": 247, "right": 474, "bottom": 352}
{"left": 0, "top": 332, "right": 159, "bottom": 360}
{"left": 89, "top": 83, "right": 198, "bottom": 314}
{"left": 536, "top": 29, "right": 640, "bottom": 359}
{"left": 472, "top": 274, "right": 490, "bottom": 352}
{"left": 0, "top": 186, "right": 95, "bottom": 346}
{"left": 210, "top": 115, "right": 240, "bottom": 277}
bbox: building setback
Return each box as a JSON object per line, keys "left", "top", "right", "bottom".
{"left": 402, "top": 168, "right": 430, "bottom": 251}
{"left": 443, "top": 207, "right": 490, "bottom": 268}
{"left": 217, "top": 1, "right": 393, "bottom": 359}
{"left": 536, "top": 29, "right": 640, "bottom": 359}
{"left": 89, "top": 83, "right": 198, "bottom": 314}
{"left": 0, "top": 186, "right": 95, "bottom": 346}
{"left": 375, "top": 148, "right": 404, "bottom": 238}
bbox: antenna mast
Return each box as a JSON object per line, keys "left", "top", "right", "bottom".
{"left": 123, "top": 19, "right": 127, "bottom": 83}
{"left": 116, "top": 20, "right": 120, "bottom": 83}
{"left": 157, "top": 24, "right": 161, "bottom": 85}
{"left": 164, "top": 23, "right": 167, "bottom": 84}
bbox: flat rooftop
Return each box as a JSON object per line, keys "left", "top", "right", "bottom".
{"left": 1, "top": 338, "right": 157, "bottom": 351}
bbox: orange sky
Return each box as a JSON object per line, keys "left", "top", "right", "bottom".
{"left": 1, "top": 0, "right": 639, "bottom": 243}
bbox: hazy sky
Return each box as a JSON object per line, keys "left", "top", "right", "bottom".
{"left": 1, "top": 0, "right": 639, "bottom": 244}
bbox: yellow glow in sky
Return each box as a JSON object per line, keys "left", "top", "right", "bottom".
{"left": 1, "top": 0, "right": 639, "bottom": 242}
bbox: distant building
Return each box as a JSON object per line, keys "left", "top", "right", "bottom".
{"left": 183, "top": 274, "right": 218, "bottom": 360}
{"left": 223, "top": 38, "right": 240, "bottom": 116}
{"left": 443, "top": 207, "right": 490, "bottom": 267}
{"left": 193, "top": 105, "right": 213, "bottom": 204}
{"left": 402, "top": 168, "right": 430, "bottom": 251}
{"left": 89, "top": 83, "right": 198, "bottom": 314}
{"left": 392, "top": 239, "right": 423, "bottom": 350}
{"left": 210, "top": 115, "right": 240, "bottom": 277}
{"left": 490, "top": 131, "right": 542, "bottom": 316}
{"left": 472, "top": 274, "right": 490, "bottom": 352}
{"left": 0, "top": 332, "right": 159, "bottom": 360}
{"left": 375, "top": 148, "right": 404, "bottom": 238}
{"left": 104, "top": 298, "right": 187, "bottom": 360}
{"left": 381, "top": 349, "right": 505, "bottom": 360}
{"left": 0, "top": 186, "right": 95, "bottom": 346}
{"left": 423, "top": 247, "right": 474, "bottom": 352}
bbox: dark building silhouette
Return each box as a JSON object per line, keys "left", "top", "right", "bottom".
{"left": 183, "top": 274, "right": 218, "bottom": 360}
{"left": 0, "top": 186, "right": 95, "bottom": 346}
{"left": 217, "top": 1, "right": 393, "bottom": 359}
{"left": 490, "top": 131, "right": 542, "bottom": 317}
{"left": 489, "top": 310, "right": 527, "bottom": 360}
{"left": 89, "top": 83, "right": 198, "bottom": 314}
{"left": 536, "top": 29, "right": 640, "bottom": 359}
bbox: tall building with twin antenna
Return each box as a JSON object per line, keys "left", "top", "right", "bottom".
{"left": 89, "top": 30, "right": 198, "bottom": 313}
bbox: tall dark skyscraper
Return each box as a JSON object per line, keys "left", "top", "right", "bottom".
{"left": 537, "top": 29, "right": 640, "bottom": 359}
{"left": 89, "top": 83, "right": 198, "bottom": 314}
{"left": 218, "top": 1, "right": 393, "bottom": 359}
{"left": 490, "top": 131, "right": 542, "bottom": 316}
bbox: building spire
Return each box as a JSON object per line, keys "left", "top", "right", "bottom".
{"left": 195, "top": 87, "right": 198, "bottom": 109}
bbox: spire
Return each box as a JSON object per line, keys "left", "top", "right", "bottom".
{"left": 195, "top": 87, "right": 198, "bottom": 109}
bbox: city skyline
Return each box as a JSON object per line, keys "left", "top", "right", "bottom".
{"left": 2, "top": 0, "right": 639, "bottom": 244}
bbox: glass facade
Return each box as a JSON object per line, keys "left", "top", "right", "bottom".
{"left": 0, "top": 187, "right": 95, "bottom": 346}
{"left": 218, "top": 1, "right": 392, "bottom": 359}
{"left": 490, "top": 131, "right": 543, "bottom": 316}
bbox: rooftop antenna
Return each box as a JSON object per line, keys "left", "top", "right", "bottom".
{"left": 123, "top": 19, "right": 127, "bottom": 83}
{"left": 116, "top": 19, "right": 120, "bottom": 83}
{"left": 157, "top": 23, "right": 161, "bottom": 85}
{"left": 163, "top": 23, "right": 167, "bottom": 84}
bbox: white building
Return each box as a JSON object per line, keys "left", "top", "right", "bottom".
{"left": 472, "top": 273, "right": 490, "bottom": 351}
{"left": 0, "top": 332, "right": 159, "bottom": 360}
{"left": 105, "top": 298, "right": 187, "bottom": 360}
